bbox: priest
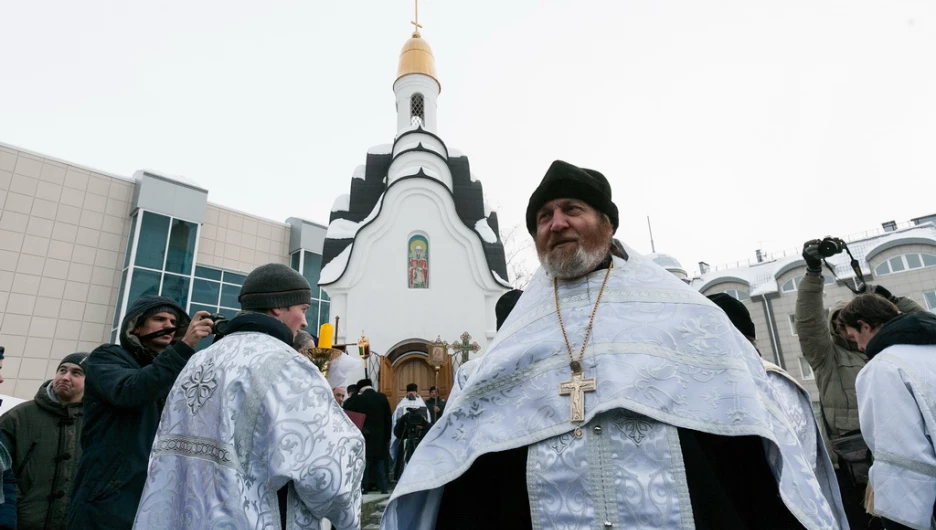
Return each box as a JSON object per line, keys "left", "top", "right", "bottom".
{"left": 382, "top": 161, "right": 846, "bottom": 529}
{"left": 390, "top": 384, "right": 427, "bottom": 477}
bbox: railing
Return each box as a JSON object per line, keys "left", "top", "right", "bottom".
{"left": 694, "top": 220, "right": 927, "bottom": 278}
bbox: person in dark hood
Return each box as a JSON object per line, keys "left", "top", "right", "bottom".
{"left": 67, "top": 296, "right": 212, "bottom": 530}
{"left": 1, "top": 353, "right": 87, "bottom": 530}
{"left": 841, "top": 294, "right": 936, "bottom": 530}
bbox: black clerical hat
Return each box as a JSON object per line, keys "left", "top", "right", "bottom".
{"left": 526, "top": 160, "right": 619, "bottom": 234}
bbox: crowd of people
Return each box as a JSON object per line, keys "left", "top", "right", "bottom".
{"left": 0, "top": 159, "right": 932, "bottom": 529}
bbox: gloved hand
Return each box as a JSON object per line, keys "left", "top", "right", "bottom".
{"left": 871, "top": 284, "right": 898, "bottom": 303}
{"left": 802, "top": 239, "right": 823, "bottom": 273}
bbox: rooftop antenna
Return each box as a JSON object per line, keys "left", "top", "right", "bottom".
{"left": 647, "top": 216, "right": 656, "bottom": 253}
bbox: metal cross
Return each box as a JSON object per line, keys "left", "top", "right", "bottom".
{"left": 411, "top": 0, "right": 423, "bottom": 36}
{"left": 450, "top": 332, "right": 480, "bottom": 363}
{"left": 559, "top": 371, "right": 596, "bottom": 423}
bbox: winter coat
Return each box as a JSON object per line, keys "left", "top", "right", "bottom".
{"left": 0, "top": 442, "right": 15, "bottom": 530}
{"left": 343, "top": 388, "right": 392, "bottom": 461}
{"left": 1, "top": 380, "right": 83, "bottom": 530}
{"left": 67, "top": 296, "right": 195, "bottom": 530}
{"left": 795, "top": 273, "right": 925, "bottom": 437}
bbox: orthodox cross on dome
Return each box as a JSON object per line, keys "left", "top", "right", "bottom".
{"left": 410, "top": 0, "right": 423, "bottom": 37}
{"left": 450, "top": 332, "right": 480, "bottom": 363}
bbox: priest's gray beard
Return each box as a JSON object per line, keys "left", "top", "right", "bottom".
{"left": 539, "top": 243, "right": 609, "bottom": 280}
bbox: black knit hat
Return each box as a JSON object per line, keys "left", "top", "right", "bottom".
{"left": 526, "top": 160, "right": 619, "bottom": 234}
{"left": 58, "top": 353, "right": 89, "bottom": 370}
{"left": 406, "top": 383, "right": 418, "bottom": 392}
{"left": 139, "top": 304, "right": 181, "bottom": 323}
{"left": 496, "top": 289, "right": 524, "bottom": 331}
{"left": 239, "top": 263, "right": 312, "bottom": 311}
{"left": 708, "top": 293, "right": 756, "bottom": 339}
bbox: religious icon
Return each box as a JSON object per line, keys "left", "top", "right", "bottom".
{"left": 408, "top": 234, "right": 429, "bottom": 289}
{"left": 428, "top": 337, "right": 447, "bottom": 366}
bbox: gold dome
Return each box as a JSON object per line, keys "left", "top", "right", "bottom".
{"left": 396, "top": 34, "right": 440, "bottom": 91}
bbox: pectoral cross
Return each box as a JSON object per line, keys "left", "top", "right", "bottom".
{"left": 559, "top": 371, "right": 596, "bottom": 423}
{"left": 411, "top": 0, "right": 423, "bottom": 37}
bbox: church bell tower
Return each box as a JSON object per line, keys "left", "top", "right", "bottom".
{"left": 394, "top": 14, "right": 440, "bottom": 134}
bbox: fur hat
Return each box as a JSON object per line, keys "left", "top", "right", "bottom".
{"left": 526, "top": 160, "right": 619, "bottom": 234}
{"left": 239, "top": 263, "right": 312, "bottom": 311}
{"left": 708, "top": 293, "right": 756, "bottom": 339}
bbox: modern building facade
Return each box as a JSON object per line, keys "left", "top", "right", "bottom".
{"left": 0, "top": 141, "right": 328, "bottom": 398}
{"left": 687, "top": 221, "right": 936, "bottom": 404}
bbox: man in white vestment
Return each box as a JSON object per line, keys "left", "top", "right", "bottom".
{"left": 134, "top": 263, "right": 364, "bottom": 530}
{"left": 382, "top": 160, "right": 846, "bottom": 529}
{"left": 840, "top": 293, "right": 936, "bottom": 530}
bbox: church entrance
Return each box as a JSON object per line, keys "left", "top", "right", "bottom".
{"left": 380, "top": 339, "right": 453, "bottom": 410}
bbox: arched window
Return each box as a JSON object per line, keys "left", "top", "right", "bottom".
{"left": 410, "top": 93, "right": 425, "bottom": 127}
{"left": 723, "top": 289, "right": 750, "bottom": 301}
{"left": 874, "top": 253, "right": 936, "bottom": 276}
{"left": 780, "top": 274, "right": 834, "bottom": 293}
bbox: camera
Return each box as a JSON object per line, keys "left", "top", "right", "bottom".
{"left": 817, "top": 237, "right": 846, "bottom": 258}
{"left": 201, "top": 313, "right": 229, "bottom": 336}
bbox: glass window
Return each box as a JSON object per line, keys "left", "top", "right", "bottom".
{"left": 925, "top": 290, "right": 936, "bottom": 312}
{"left": 781, "top": 279, "right": 796, "bottom": 292}
{"left": 318, "top": 301, "right": 330, "bottom": 328}
{"left": 123, "top": 213, "right": 138, "bottom": 269}
{"left": 291, "top": 251, "right": 301, "bottom": 272}
{"left": 190, "top": 303, "right": 216, "bottom": 315}
{"left": 875, "top": 262, "right": 890, "bottom": 276}
{"left": 220, "top": 283, "right": 240, "bottom": 309}
{"left": 135, "top": 212, "right": 171, "bottom": 269}
{"left": 192, "top": 279, "right": 220, "bottom": 306}
{"left": 789, "top": 314, "right": 797, "bottom": 336}
{"left": 223, "top": 272, "right": 247, "bottom": 285}
{"left": 906, "top": 254, "right": 923, "bottom": 269}
{"left": 923, "top": 254, "right": 936, "bottom": 267}
{"left": 799, "top": 357, "right": 815, "bottom": 380}
{"left": 128, "top": 268, "right": 161, "bottom": 303}
{"left": 161, "top": 273, "right": 190, "bottom": 307}
{"left": 195, "top": 266, "right": 222, "bottom": 280}
{"left": 165, "top": 219, "right": 198, "bottom": 274}
{"left": 889, "top": 256, "right": 906, "bottom": 272}
{"left": 303, "top": 251, "right": 322, "bottom": 293}
{"left": 113, "top": 269, "right": 127, "bottom": 330}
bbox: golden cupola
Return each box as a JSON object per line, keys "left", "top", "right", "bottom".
{"left": 396, "top": 32, "right": 440, "bottom": 92}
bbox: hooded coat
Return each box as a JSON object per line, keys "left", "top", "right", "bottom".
{"left": 795, "top": 273, "right": 925, "bottom": 437}
{"left": 67, "top": 296, "right": 194, "bottom": 530}
{"left": 1, "top": 380, "right": 83, "bottom": 530}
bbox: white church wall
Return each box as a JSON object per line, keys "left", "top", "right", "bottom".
{"left": 387, "top": 152, "right": 453, "bottom": 191}
{"left": 392, "top": 133, "right": 447, "bottom": 160}
{"left": 322, "top": 180, "right": 506, "bottom": 384}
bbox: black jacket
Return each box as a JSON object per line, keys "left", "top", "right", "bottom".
{"left": 67, "top": 296, "right": 194, "bottom": 530}
{"left": 1, "top": 380, "right": 83, "bottom": 530}
{"left": 343, "top": 389, "right": 392, "bottom": 460}
{"left": 865, "top": 311, "right": 936, "bottom": 359}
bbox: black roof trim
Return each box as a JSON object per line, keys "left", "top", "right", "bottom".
{"left": 392, "top": 143, "right": 449, "bottom": 165}
{"left": 393, "top": 127, "right": 449, "bottom": 157}
{"left": 320, "top": 174, "right": 508, "bottom": 287}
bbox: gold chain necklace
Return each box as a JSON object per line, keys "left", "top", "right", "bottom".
{"left": 554, "top": 260, "right": 613, "bottom": 374}
{"left": 555, "top": 260, "right": 613, "bottom": 423}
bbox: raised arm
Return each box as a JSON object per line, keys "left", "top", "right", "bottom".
{"left": 85, "top": 341, "right": 195, "bottom": 410}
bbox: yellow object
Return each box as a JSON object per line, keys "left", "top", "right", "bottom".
{"left": 396, "top": 35, "right": 440, "bottom": 91}
{"left": 319, "top": 323, "right": 334, "bottom": 349}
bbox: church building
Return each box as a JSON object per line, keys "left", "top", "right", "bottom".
{"left": 319, "top": 26, "right": 510, "bottom": 406}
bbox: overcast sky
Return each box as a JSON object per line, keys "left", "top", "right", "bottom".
{"left": 2, "top": 0, "right": 934, "bottom": 278}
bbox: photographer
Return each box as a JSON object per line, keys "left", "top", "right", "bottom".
{"left": 68, "top": 296, "right": 210, "bottom": 530}
{"left": 796, "top": 238, "right": 925, "bottom": 528}
{"left": 393, "top": 406, "right": 429, "bottom": 477}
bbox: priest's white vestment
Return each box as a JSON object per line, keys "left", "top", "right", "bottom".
{"left": 133, "top": 329, "right": 365, "bottom": 530}
{"left": 382, "top": 254, "right": 847, "bottom": 529}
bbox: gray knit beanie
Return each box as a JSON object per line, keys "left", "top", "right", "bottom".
{"left": 239, "top": 263, "right": 312, "bottom": 311}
